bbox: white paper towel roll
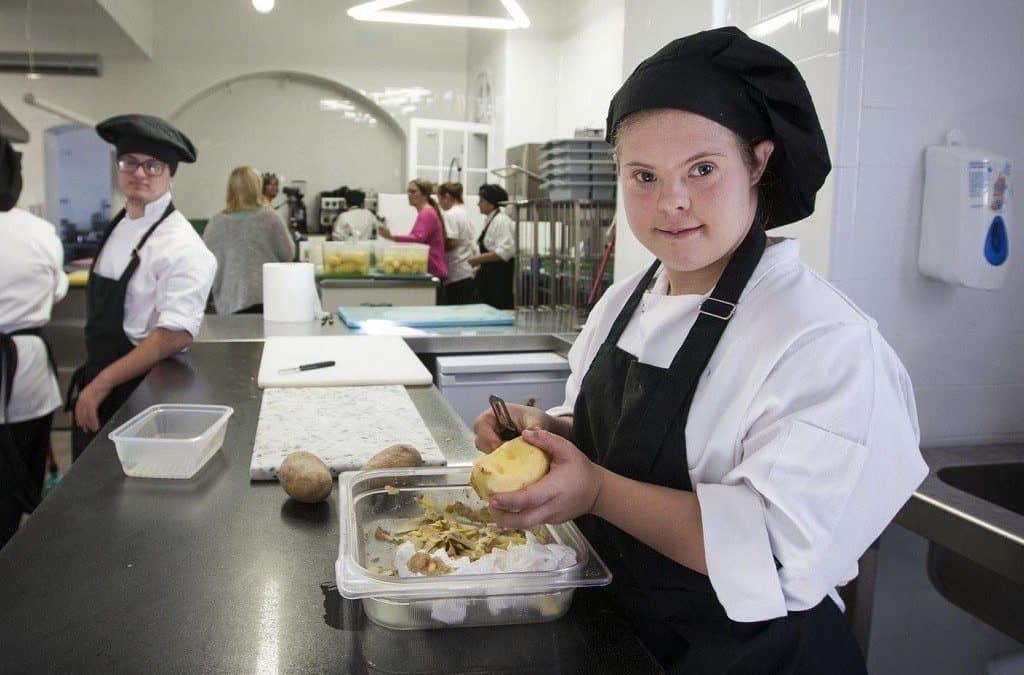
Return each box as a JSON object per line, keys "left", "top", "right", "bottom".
{"left": 263, "top": 263, "right": 316, "bottom": 323}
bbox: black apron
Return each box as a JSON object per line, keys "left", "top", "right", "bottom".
{"left": 1, "top": 328, "right": 57, "bottom": 512}
{"left": 572, "top": 226, "right": 866, "bottom": 674}
{"left": 67, "top": 202, "right": 176, "bottom": 460}
{"left": 476, "top": 211, "right": 514, "bottom": 310}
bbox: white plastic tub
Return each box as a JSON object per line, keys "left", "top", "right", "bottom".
{"left": 108, "top": 404, "right": 234, "bottom": 478}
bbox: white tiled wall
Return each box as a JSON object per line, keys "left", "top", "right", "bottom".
{"left": 616, "top": 0, "right": 847, "bottom": 283}
{"left": 832, "top": 0, "right": 1024, "bottom": 447}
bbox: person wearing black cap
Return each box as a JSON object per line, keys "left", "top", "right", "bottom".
{"left": 468, "top": 183, "right": 515, "bottom": 309}
{"left": 472, "top": 28, "right": 925, "bottom": 674}
{"left": 0, "top": 135, "right": 68, "bottom": 547}
{"left": 331, "top": 189, "right": 381, "bottom": 241}
{"left": 67, "top": 114, "right": 216, "bottom": 460}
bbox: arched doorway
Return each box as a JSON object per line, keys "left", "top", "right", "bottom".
{"left": 168, "top": 71, "right": 407, "bottom": 225}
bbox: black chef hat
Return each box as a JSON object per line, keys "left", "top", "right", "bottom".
{"left": 96, "top": 114, "right": 197, "bottom": 176}
{"left": 606, "top": 26, "right": 830, "bottom": 228}
{"left": 0, "top": 135, "right": 23, "bottom": 212}
{"left": 346, "top": 189, "right": 366, "bottom": 208}
{"left": 478, "top": 184, "right": 509, "bottom": 207}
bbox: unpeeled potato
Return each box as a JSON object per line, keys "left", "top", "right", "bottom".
{"left": 363, "top": 443, "right": 424, "bottom": 470}
{"left": 278, "top": 451, "right": 333, "bottom": 503}
{"left": 470, "top": 436, "right": 550, "bottom": 500}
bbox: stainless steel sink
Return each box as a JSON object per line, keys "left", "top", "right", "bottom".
{"left": 896, "top": 447, "right": 1024, "bottom": 644}
{"left": 937, "top": 462, "right": 1024, "bottom": 517}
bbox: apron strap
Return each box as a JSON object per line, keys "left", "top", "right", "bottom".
{"left": 602, "top": 259, "right": 662, "bottom": 348}
{"left": 635, "top": 226, "right": 767, "bottom": 474}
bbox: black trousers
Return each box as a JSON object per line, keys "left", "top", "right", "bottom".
{"left": 441, "top": 278, "right": 477, "bottom": 305}
{"left": 0, "top": 413, "right": 52, "bottom": 549}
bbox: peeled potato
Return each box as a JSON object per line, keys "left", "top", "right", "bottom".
{"left": 363, "top": 443, "right": 424, "bottom": 470}
{"left": 471, "top": 436, "right": 550, "bottom": 500}
{"left": 278, "top": 451, "right": 333, "bottom": 503}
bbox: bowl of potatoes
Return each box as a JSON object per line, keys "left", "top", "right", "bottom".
{"left": 375, "top": 242, "right": 430, "bottom": 276}
{"left": 322, "top": 241, "right": 373, "bottom": 276}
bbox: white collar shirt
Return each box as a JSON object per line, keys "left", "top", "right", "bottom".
{"left": 443, "top": 204, "right": 478, "bottom": 284}
{"left": 549, "top": 239, "right": 927, "bottom": 622}
{"left": 93, "top": 191, "right": 216, "bottom": 344}
{"left": 0, "top": 209, "right": 68, "bottom": 422}
{"left": 480, "top": 210, "right": 515, "bottom": 262}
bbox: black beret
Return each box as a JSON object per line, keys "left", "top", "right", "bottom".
{"left": 478, "top": 184, "right": 509, "bottom": 206}
{"left": 96, "top": 114, "right": 197, "bottom": 175}
{"left": 607, "top": 26, "right": 830, "bottom": 228}
{"left": 0, "top": 135, "right": 23, "bottom": 212}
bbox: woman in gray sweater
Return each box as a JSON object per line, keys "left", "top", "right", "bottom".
{"left": 203, "top": 166, "right": 295, "bottom": 314}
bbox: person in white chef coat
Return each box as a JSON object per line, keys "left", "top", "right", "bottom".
{"left": 473, "top": 28, "right": 927, "bottom": 675}
{"left": 0, "top": 135, "right": 68, "bottom": 548}
{"left": 67, "top": 114, "right": 216, "bottom": 460}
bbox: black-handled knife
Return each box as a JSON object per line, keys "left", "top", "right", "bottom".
{"left": 278, "top": 360, "right": 336, "bottom": 374}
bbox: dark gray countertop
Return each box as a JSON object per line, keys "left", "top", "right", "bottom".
{"left": 0, "top": 342, "right": 661, "bottom": 674}
{"left": 896, "top": 444, "right": 1024, "bottom": 585}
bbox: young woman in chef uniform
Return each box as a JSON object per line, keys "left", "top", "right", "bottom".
{"left": 474, "top": 27, "right": 927, "bottom": 674}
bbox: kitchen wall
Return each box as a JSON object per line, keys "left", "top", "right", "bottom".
{"left": 832, "top": 0, "right": 1024, "bottom": 448}
{"left": 468, "top": 0, "right": 624, "bottom": 165}
{"left": 837, "top": 0, "right": 1024, "bottom": 671}
{"left": 0, "top": 0, "right": 471, "bottom": 217}
{"left": 616, "top": 0, "right": 843, "bottom": 281}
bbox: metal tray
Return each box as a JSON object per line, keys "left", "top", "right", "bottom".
{"left": 336, "top": 466, "right": 612, "bottom": 629}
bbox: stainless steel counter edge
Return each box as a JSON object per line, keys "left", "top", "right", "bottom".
{"left": 895, "top": 444, "right": 1024, "bottom": 585}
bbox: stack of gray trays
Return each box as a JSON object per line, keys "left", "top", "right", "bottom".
{"left": 539, "top": 139, "right": 616, "bottom": 202}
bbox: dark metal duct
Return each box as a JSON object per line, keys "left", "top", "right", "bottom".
{"left": 0, "top": 52, "right": 102, "bottom": 77}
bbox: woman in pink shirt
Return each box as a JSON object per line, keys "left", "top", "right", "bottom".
{"left": 378, "top": 178, "right": 448, "bottom": 281}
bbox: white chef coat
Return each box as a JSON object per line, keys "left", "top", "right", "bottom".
{"left": 548, "top": 239, "right": 928, "bottom": 622}
{"left": 480, "top": 210, "right": 515, "bottom": 262}
{"left": 0, "top": 208, "right": 68, "bottom": 423}
{"left": 443, "top": 204, "right": 478, "bottom": 284}
{"left": 92, "top": 191, "right": 216, "bottom": 343}
{"left": 332, "top": 208, "right": 381, "bottom": 242}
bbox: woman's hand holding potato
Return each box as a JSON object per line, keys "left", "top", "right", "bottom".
{"left": 485, "top": 428, "right": 604, "bottom": 530}
{"left": 472, "top": 402, "right": 571, "bottom": 452}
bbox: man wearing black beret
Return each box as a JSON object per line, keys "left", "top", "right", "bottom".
{"left": 67, "top": 115, "right": 216, "bottom": 459}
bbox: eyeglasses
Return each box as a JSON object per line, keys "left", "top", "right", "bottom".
{"left": 118, "top": 158, "right": 167, "bottom": 177}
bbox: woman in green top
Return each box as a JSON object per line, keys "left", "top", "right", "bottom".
{"left": 203, "top": 166, "right": 294, "bottom": 314}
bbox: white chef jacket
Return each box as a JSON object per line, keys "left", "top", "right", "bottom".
{"left": 548, "top": 239, "right": 928, "bottom": 622}
{"left": 480, "top": 210, "right": 515, "bottom": 262}
{"left": 92, "top": 191, "right": 216, "bottom": 343}
{"left": 332, "top": 208, "right": 381, "bottom": 242}
{"left": 0, "top": 208, "right": 68, "bottom": 423}
{"left": 443, "top": 204, "right": 478, "bottom": 284}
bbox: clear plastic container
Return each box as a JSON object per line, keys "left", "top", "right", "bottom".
{"left": 322, "top": 241, "right": 373, "bottom": 276}
{"left": 336, "top": 466, "right": 612, "bottom": 630}
{"left": 108, "top": 404, "right": 234, "bottom": 479}
{"left": 375, "top": 242, "right": 429, "bottom": 276}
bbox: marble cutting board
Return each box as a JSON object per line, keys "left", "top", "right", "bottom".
{"left": 250, "top": 385, "right": 446, "bottom": 480}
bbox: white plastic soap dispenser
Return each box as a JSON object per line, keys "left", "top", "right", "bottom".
{"left": 919, "top": 131, "right": 1012, "bottom": 289}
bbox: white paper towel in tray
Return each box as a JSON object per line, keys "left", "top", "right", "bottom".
{"left": 250, "top": 385, "right": 446, "bottom": 479}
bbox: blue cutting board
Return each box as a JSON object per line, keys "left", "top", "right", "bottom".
{"left": 338, "top": 304, "right": 516, "bottom": 328}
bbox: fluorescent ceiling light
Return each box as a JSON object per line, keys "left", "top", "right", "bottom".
{"left": 253, "top": 0, "right": 275, "bottom": 14}
{"left": 348, "top": 0, "right": 530, "bottom": 30}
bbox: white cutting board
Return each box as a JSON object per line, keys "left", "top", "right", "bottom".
{"left": 250, "top": 385, "right": 445, "bottom": 479}
{"left": 257, "top": 335, "right": 432, "bottom": 388}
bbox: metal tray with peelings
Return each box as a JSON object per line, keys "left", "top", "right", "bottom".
{"left": 335, "top": 466, "right": 612, "bottom": 630}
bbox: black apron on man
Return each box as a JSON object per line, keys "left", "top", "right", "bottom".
{"left": 67, "top": 202, "right": 176, "bottom": 460}
{"left": 572, "top": 226, "right": 866, "bottom": 674}
{"left": 475, "top": 212, "right": 514, "bottom": 310}
{"left": 0, "top": 328, "right": 57, "bottom": 528}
